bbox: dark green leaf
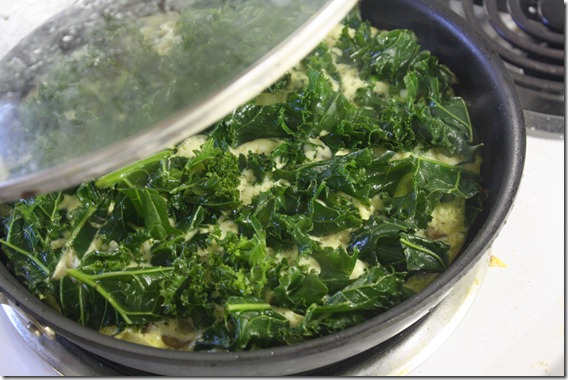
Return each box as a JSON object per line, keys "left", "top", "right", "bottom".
{"left": 400, "top": 233, "right": 450, "bottom": 273}
{"left": 65, "top": 266, "right": 173, "bottom": 326}
{"left": 303, "top": 266, "right": 407, "bottom": 323}
{"left": 120, "top": 188, "right": 179, "bottom": 240}
{"left": 310, "top": 246, "right": 358, "bottom": 293}
{"left": 273, "top": 266, "right": 328, "bottom": 309}
{"left": 349, "top": 216, "right": 411, "bottom": 270}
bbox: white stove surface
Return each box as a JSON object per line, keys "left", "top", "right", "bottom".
{"left": 0, "top": 1, "right": 565, "bottom": 376}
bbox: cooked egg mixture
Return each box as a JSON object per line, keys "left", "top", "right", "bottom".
{"left": 93, "top": 23, "right": 481, "bottom": 349}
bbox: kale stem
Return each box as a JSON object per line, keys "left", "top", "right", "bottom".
{"left": 65, "top": 205, "right": 97, "bottom": 249}
{"left": 43, "top": 192, "right": 63, "bottom": 247}
{"left": 226, "top": 303, "right": 272, "bottom": 313}
{"left": 0, "top": 239, "right": 50, "bottom": 275}
{"left": 65, "top": 269, "right": 133, "bottom": 324}
{"left": 50, "top": 192, "right": 63, "bottom": 220}
{"left": 87, "top": 266, "right": 173, "bottom": 280}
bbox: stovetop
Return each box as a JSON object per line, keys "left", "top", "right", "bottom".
{"left": 448, "top": 0, "right": 565, "bottom": 138}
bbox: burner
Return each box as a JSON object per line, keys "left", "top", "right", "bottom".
{"left": 448, "top": 0, "right": 565, "bottom": 138}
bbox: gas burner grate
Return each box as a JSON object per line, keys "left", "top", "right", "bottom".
{"left": 448, "top": 0, "right": 565, "bottom": 138}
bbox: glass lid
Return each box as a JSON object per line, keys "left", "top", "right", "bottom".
{"left": 0, "top": 0, "right": 357, "bottom": 202}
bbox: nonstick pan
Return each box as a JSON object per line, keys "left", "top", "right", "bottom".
{"left": 0, "top": 0, "right": 525, "bottom": 375}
